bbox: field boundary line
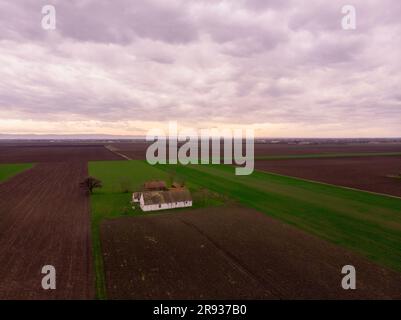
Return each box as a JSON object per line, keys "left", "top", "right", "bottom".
{"left": 178, "top": 217, "right": 282, "bottom": 298}
{"left": 104, "top": 145, "right": 132, "bottom": 160}
{"left": 255, "top": 168, "right": 401, "bottom": 200}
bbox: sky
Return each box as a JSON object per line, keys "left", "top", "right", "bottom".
{"left": 0, "top": 0, "right": 400, "bottom": 138}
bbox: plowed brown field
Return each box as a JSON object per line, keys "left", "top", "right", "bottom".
{"left": 101, "top": 207, "right": 401, "bottom": 300}
{"left": 255, "top": 156, "right": 401, "bottom": 197}
{"left": 0, "top": 162, "right": 94, "bottom": 299}
{"left": 0, "top": 144, "right": 121, "bottom": 163}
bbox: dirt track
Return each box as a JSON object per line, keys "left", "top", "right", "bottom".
{"left": 101, "top": 207, "right": 401, "bottom": 300}
{"left": 0, "top": 162, "right": 94, "bottom": 299}
{"left": 256, "top": 156, "right": 401, "bottom": 197}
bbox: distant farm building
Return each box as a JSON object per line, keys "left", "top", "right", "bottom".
{"left": 132, "top": 181, "right": 192, "bottom": 212}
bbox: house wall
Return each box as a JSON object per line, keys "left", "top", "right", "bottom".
{"left": 132, "top": 193, "right": 141, "bottom": 203}
{"left": 140, "top": 195, "right": 145, "bottom": 207}
{"left": 140, "top": 200, "right": 192, "bottom": 212}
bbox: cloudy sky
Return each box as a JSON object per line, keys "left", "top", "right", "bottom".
{"left": 0, "top": 0, "right": 400, "bottom": 137}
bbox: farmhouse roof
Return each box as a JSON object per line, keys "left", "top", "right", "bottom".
{"left": 143, "top": 180, "right": 167, "bottom": 191}
{"left": 142, "top": 189, "right": 192, "bottom": 206}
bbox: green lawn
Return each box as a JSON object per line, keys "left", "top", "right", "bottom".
{"left": 89, "top": 160, "right": 226, "bottom": 299}
{"left": 0, "top": 163, "right": 33, "bottom": 182}
{"left": 89, "top": 160, "right": 401, "bottom": 299}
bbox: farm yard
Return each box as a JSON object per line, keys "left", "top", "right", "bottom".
{"left": 101, "top": 207, "right": 401, "bottom": 299}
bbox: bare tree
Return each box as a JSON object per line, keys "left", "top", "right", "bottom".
{"left": 80, "top": 176, "right": 102, "bottom": 194}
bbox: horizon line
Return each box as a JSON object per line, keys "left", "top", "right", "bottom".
{"left": 0, "top": 134, "right": 401, "bottom": 141}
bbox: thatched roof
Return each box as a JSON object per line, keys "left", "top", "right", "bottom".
{"left": 142, "top": 189, "right": 192, "bottom": 206}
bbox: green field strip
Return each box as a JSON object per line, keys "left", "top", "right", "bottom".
{"left": 0, "top": 163, "right": 33, "bottom": 182}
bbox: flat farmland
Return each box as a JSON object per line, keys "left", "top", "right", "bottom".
{"left": 106, "top": 142, "right": 148, "bottom": 160}
{"left": 0, "top": 162, "right": 94, "bottom": 299}
{"left": 253, "top": 143, "right": 401, "bottom": 156}
{"left": 255, "top": 156, "right": 401, "bottom": 197}
{"left": 101, "top": 207, "right": 401, "bottom": 299}
{"left": 1, "top": 142, "right": 398, "bottom": 300}
{"left": 156, "top": 163, "right": 401, "bottom": 274}
{"left": 0, "top": 144, "right": 122, "bottom": 163}
{"left": 109, "top": 142, "right": 401, "bottom": 160}
{"left": 92, "top": 160, "right": 401, "bottom": 300}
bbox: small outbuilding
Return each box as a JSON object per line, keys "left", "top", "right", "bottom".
{"left": 143, "top": 180, "right": 167, "bottom": 191}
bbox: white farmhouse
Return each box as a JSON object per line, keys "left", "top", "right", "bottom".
{"left": 133, "top": 189, "right": 192, "bottom": 212}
